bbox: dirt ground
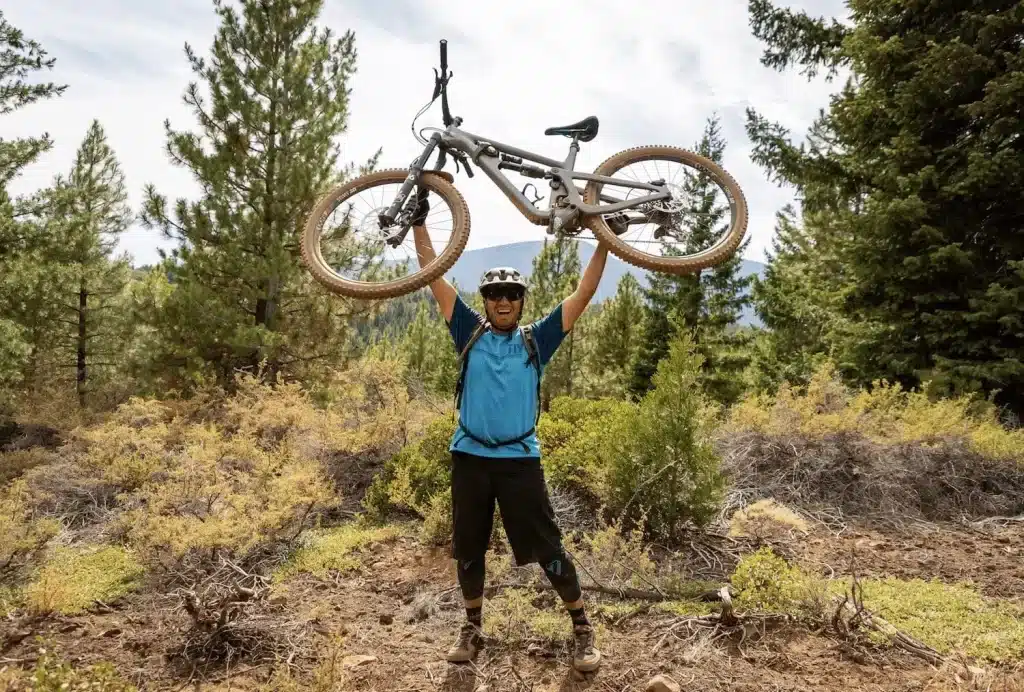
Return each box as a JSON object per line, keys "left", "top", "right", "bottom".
{"left": 3, "top": 519, "right": 1023, "bottom": 692}
{"left": 800, "top": 519, "right": 1024, "bottom": 601}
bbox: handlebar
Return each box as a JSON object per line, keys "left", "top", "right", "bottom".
{"left": 437, "top": 39, "right": 453, "bottom": 127}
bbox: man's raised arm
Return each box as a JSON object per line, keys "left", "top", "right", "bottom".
{"left": 561, "top": 243, "right": 609, "bottom": 332}
{"left": 411, "top": 193, "right": 458, "bottom": 322}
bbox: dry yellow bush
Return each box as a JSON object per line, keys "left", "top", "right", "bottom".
{"left": 75, "top": 398, "right": 174, "bottom": 492}
{"left": 728, "top": 499, "right": 809, "bottom": 540}
{"left": 123, "top": 424, "right": 337, "bottom": 559}
{"left": 0, "top": 478, "right": 60, "bottom": 574}
{"left": 0, "top": 447, "right": 54, "bottom": 484}
{"left": 566, "top": 516, "right": 658, "bottom": 590}
{"left": 729, "top": 363, "right": 1024, "bottom": 460}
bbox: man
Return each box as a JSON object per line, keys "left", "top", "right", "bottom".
{"left": 411, "top": 191, "right": 608, "bottom": 673}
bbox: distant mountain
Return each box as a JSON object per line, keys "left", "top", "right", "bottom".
{"left": 444, "top": 241, "right": 766, "bottom": 326}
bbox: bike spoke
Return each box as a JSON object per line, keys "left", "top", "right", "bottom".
{"left": 318, "top": 181, "right": 457, "bottom": 284}
{"left": 593, "top": 155, "right": 734, "bottom": 260}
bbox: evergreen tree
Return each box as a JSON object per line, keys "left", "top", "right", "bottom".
{"left": 746, "top": 0, "right": 1024, "bottom": 412}
{"left": 590, "top": 273, "right": 643, "bottom": 395}
{"left": 749, "top": 205, "right": 838, "bottom": 391}
{"left": 48, "top": 121, "right": 133, "bottom": 406}
{"left": 526, "top": 237, "right": 581, "bottom": 407}
{"left": 140, "top": 0, "right": 373, "bottom": 387}
{"left": 629, "top": 116, "right": 752, "bottom": 403}
{"left": 0, "top": 12, "right": 65, "bottom": 395}
{"left": 603, "top": 326, "right": 724, "bottom": 537}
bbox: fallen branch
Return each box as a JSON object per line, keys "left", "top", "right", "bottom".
{"left": 832, "top": 554, "right": 945, "bottom": 666}
{"left": 834, "top": 597, "right": 945, "bottom": 665}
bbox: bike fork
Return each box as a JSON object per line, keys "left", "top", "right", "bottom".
{"left": 380, "top": 133, "right": 442, "bottom": 246}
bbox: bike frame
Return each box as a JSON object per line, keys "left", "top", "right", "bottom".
{"left": 383, "top": 122, "right": 671, "bottom": 230}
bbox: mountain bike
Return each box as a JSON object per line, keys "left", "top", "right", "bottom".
{"left": 301, "top": 40, "right": 748, "bottom": 300}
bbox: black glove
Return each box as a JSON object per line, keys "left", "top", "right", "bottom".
{"left": 410, "top": 186, "right": 429, "bottom": 226}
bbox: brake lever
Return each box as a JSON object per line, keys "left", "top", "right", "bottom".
{"left": 453, "top": 152, "right": 474, "bottom": 178}
{"left": 431, "top": 68, "right": 441, "bottom": 100}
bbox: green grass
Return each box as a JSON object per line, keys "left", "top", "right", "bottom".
{"left": 274, "top": 523, "right": 402, "bottom": 580}
{"left": 485, "top": 587, "right": 576, "bottom": 641}
{"left": 833, "top": 577, "right": 1024, "bottom": 663}
{"left": 23, "top": 545, "right": 145, "bottom": 615}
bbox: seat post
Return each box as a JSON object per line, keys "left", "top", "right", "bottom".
{"left": 566, "top": 135, "right": 580, "bottom": 170}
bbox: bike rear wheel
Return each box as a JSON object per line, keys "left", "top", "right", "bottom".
{"left": 583, "top": 146, "right": 748, "bottom": 274}
{"left": 301, "top": 169, "right": 471, "bottom": 299}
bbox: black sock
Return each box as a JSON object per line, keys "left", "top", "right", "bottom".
{"left": 466, "top": 606, "right": 482, "bottom": 628}
{"left": 568, "top": 606, "right": 589, "bottom": 629}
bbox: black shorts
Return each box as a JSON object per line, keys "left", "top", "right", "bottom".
{"left": 451, "top": 451, "right": 564, "bottom": 567}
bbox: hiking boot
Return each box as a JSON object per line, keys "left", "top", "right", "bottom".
{"left": 446, "top": 622, "right": 482, "bottom": 663}
{"left": 572, "top": 625, "right": 601, "bottom": 672}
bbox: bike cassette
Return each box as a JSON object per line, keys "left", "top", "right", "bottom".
{"left": 649, "top": 182, "right": 687, "bottom": 215}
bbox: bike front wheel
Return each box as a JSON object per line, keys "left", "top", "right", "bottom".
{"left": 301, "top": 169, "right": 471, "bottom": 299}
{"left": 583, "top": 146, "right": 748, "bottom": 274}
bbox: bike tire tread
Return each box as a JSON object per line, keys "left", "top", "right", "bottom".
{"left": 583, "top": 145, "right": 749, "bottom": 275}
{"left": 301, "top": 169, "right": 471, "bottom": 300}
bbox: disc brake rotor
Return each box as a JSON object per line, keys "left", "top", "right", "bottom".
{"left": 648, "top": 181, "right": 687, "bottom": 214}
{"left": 358, "top": 206, "right": 404, "bottom": 244}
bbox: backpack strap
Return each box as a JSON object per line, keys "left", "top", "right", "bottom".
{"left": 520, "top": 323, "right": 542, "bottom": 426}
{"left": 454, "top": 321, "right": 488, "bottom": 411}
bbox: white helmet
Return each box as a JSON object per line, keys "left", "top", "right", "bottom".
{"left": 478, "top": 266, "right": 528, "bottom": 292}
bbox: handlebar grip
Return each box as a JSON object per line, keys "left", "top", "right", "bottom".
{"left": 439, "top": 39, "right": 448, "bottom": 71}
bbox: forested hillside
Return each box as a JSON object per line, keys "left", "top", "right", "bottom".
{"left": 1, "top": 1, "right": 1022, "bottom": 690}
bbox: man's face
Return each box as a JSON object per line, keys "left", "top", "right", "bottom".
{"left": 482, "top": 284, "right": 525, "bottom": 331}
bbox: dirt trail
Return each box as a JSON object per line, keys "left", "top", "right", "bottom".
{"left": 3, "top": 522, "right": 1024, "bottom": 691}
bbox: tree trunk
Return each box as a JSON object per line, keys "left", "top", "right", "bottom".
{"left": 77, "top": 284, "right": 88, "bottom": 407}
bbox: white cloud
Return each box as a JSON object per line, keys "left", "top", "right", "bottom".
{"left": 4, "top": 0, "right": 847, "bottom": 267}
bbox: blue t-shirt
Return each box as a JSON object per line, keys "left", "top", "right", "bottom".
{"left": 447, "top": 295, "right": 567, "bottom": 458}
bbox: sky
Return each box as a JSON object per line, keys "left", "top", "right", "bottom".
{"left": 4, "top": 0, "right": 848, "bottom": 267}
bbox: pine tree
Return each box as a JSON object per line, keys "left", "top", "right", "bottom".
{"left": 629, "top": 116, "right": 751, "bottom": 403}
{"left": 749, "top": 205, "right": 838, "bottom": 390}
{"left": 0, "top": 12, "right": 65, "bottom": 395}
{"left": 746, "top": 0, "right": 1024, "bottom": 413}
{"left": 140, "top": 0, "right": 372, "bottom": 387}
{"left": 47, "top": 121, "right": 133, "bottom": 406}
{"left": 526, "top": 237, "right": 581, "bottom": 407}
{"left": 590, "top": 273, "right": 643, "bottom": 395}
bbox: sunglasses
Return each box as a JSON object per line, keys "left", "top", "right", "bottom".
{"left": 482, "top": 285, "right": 525, "bottom": 302}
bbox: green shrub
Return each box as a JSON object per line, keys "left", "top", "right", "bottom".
{"left": 363, "top": 415, "right": 456, "bottom": 519}
{"left": 540, "top": 397, "right": 634, "bottom": 495}
{"left": 837, "top": 577, "right": 1024, "bottom": 663}
{"left": 597, "top": 331, "right": 724, "bottom": 537}
{"left": 731, "top": 547, "right": 812, "bottom": 613}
